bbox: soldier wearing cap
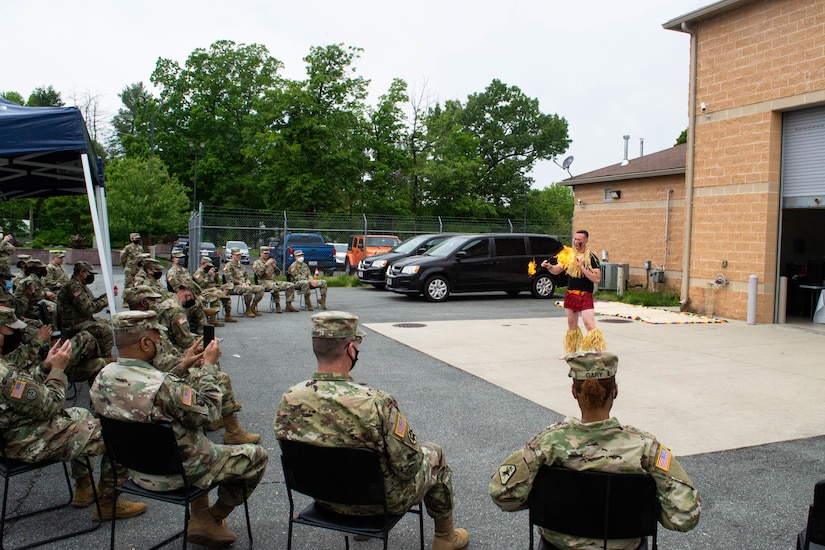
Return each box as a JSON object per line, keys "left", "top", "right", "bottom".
{"left": 133, "top": 257, "right": 171, "bottom": 299}
{"left": 56, "top": 261, "right": 116, "bottom": 363}
{"left": 45, "top": 249, "right": 69, "bottom": 292}
{"left": 489, "top": 352, "right": 701, "bottom": 548}
{"left": 11, "top": 254, "right": 31, "bottom": 291}
{"left": 119, "top": 232, "right": 144, "bottom": 288}
{"left": 90, "top": 311, "right": 268, "bottom": 547}
{"left": 253, "top": 246, "right": 297, "bottom": 313}
{"left": 222, "top": 248, "right": 264, "bottom": 318}
{"left": 194, "top": 256, "right": 235, "bottom": 323}
{"left": 13, "top": 258, "right": 57, "bottom": 326}
{"left": 286, "top": 249, "right": 328, "bottom": 311}
{"left": 166, "top": 251, "right": 212, "bottom": 331}
{"left": 275, "top": 311, "right": 469, "bottom": 550}
{"left": 0, "top": 307, "right": 147, "bottom": 520}
{"left": 0, "top": 232, "right": 14, "bottom": 275}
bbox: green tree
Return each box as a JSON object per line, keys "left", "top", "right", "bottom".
{"left": 106, "top": 157, "right": 190, "bottom": 243}
{"left": 675, "top": 128, "right": 687, "bottom": 145}
{"left": 27, "top": 86, "right": 63, "bottom": 107}
{"left": 527, "top": 184, "right": 574, "bottom": 235}
{"left": 0, "top": 91, "right": 24, "bottom": 105}
{"left": 110, "top": 82, "right": 156, "bottom": 158}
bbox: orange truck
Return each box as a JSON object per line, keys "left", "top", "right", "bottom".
{"left": 344, "top": 234, "right": 401, "bottom": 274}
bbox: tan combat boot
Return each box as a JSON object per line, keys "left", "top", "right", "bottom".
{"left": 252, "top": 298, "right": 263, "bottom": 316}
{"left": 187, "top": 494, "right": 237, "bottom": 548}
{"left": 305, "top": 295, "right": 314, "bottom": 311}
{"left": 222, "top": 413, "right": 260, "bottom": 445}
{"left": 223, "top": 301, "right": 237, "bottom": 323}
{"left": 203, "top": 307, "right": 225, "bottom": 327}
{"left": 275, "top": 302, "right": 282, "bottom": 313}
{"left": 93, "top": 496, "right": 148, "bottom": 521}
{"left": 72, "top": 476, "right": 95, "bottom": 507}
{"left": 285, "top": 302, "right": 299, "bottom": 313}
{"left": 432, "top": 516, "right": 469, "bottom": 550}
{"left": 318, "top": 295, "right": 327, "bottom": 310}
{"left": 244, "top": 300, "right": 256, "bottom": 318}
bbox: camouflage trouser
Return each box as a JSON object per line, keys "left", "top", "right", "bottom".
{"left": 185, "top": 303, "right": 206, "bottom": 335}
{"left": 228, "top": 285, "right": 264, "bottom": 307}
{"left": 78, "top": 319, "right": 114, "bottom": 357}
{"left": 258, "top": 280, "right": 295, "bottom": 304}
{"left": 292, "top": 279, "right": 328, "bottom": 299}
{"left": 65, "top": 330, "right": 104, "bottom": 382}
{"left": 199, "top": 288, "right": 229, "bottom": 307}
{"left": 123, "top": 266, "right": 138, "bottom": 289}
{"left": 207, "top": 443, "right": 269, "bottom": 509}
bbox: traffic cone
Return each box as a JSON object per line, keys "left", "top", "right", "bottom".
{"left": 314, "top": 267, "right": 319, "bottom": 277}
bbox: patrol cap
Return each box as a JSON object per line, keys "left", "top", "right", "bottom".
{"left": 122, "top": 285, "right": 163, "bottom": 305}
{"left": 0, "top": 306, "right": 27, "bottom": 330}
{"left": 172, "top": 251, "right": 185, "bottom": 258}
{"left": 130, "top": 232, "right": 141, "bottom": 240}
{"left": 230, "top": 248, "right": 241, "bottom": 255}
{"left": 143, "top": 259, "right": 163, "bottom": 270}
{"left": 112, "top": 310, "right": 167, "bottom": 334}
{"left": 566, "top": 351, "right": 618, "bottom": 380}
{"left": 260, "top": 246, "right": 270, "bottom": 254}
{"left": 0, "top": 287, "right": 13, "bottom": 303}
{"left": 139, "top": 253, "right": 152, "bottom": 259}
{"left": 200, "top": 256, "right": 213, "bottom": 265}
{"left": 26, "top": 259, "right": 45, "bottom": 269}
{"left": 50, "top": 250, "right": 66, "bottom": 258}
{"left": 311, "top": 311, "right": 366, "bottom": 339}
{"left": 16, "top": 254, "right": 31, "bottom": 262}
{"left": 73, "top": 261, "right": 98, "bottom": 274}
{"left": 293, "top": 249, "right": 304, "bottom": 257}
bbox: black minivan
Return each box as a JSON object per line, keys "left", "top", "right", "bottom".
{"left": 385, "top": 233, "right": 566, "bottom": 302}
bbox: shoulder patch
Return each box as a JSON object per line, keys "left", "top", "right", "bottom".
{"left": 394, "top": 413, "right": 407, "bottom": 438}
{"left": 10, "top": 379, "right": 26, "bottom": 399}
{"left": 392, "top": 413, "right": 418, "bottom": 449}
{"left": 182, "top": 386, "right": 193, "bottom": 406}
{"left": 498, "top": 464, "right": 517, "bottom": 485}
{"left": 655, "top": 445, "right": 672, "bottom": 472}
{"left": 72, "top": 289, "right": 82, "bottom": 297}
{"left": 177, "top": 316, "right": 188, "bottom": 325}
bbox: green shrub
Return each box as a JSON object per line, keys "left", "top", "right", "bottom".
{"left": 594, "top": 289, "right": 680, "bottom": 307}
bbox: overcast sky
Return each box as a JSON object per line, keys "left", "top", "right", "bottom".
{"left": 3, "top": 0, "right": 710, "bottom": 185}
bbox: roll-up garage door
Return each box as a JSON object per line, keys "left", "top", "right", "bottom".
{"left": 782, "top": 106, "right": 825, "bottom": 207}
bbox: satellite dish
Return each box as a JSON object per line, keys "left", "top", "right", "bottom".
{"left": 561, "top": 156, "right": 574, "bottom": 170}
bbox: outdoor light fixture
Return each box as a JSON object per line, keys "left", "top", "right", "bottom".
{"left": 610, "top": 190, "right": 622, "bottom": 200}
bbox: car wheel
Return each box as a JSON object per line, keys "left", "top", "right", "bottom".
{"left": 424, "top": 276, "right": 450, "bottom": 302}
{"left": 531, "top": 273, "right": 556, "bottom": 299}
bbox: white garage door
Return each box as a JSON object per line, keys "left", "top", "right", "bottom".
{"left": 782, "top": 106, "right": 825, "bottom": 207}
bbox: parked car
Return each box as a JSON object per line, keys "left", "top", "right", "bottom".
{"left": 344, "top": 234, "right": 401, "bottom": 275}
{"left": 198, "top": 241, "right": 221, "bottom": 266}
{"left": 224, "top": 240, "right": 250, "bottom": 264}
{"left": 268, "top": 233, "right": 337, "bottom": 274}
{"left": 385, "top": 233, "right": 566, "bottom": 302}
{"left": 357, "top": 233, "right": 456, "bottom": 288}
{"left": 331, "top": 243, "right": 348, "bottom": 271}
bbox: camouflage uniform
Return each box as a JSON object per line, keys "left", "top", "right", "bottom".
{"left": 287, "top": 254, "right": 327, "bottom": 309}
{"left": 275, "top": 311, "right": 455, "bottom": 520}
{"left": 193, "top": 259, "right": 230, "bottom": 310}
{"left": 252, "top": 251, "right": 295, "bottom": 308}
{"left": 44, "top": 251, "right": 69, "bottom": 292}
{"left": 489, "top": 352, "right": 701, "bottom": 549}
{"left": 166, "top": 258, "right": 206, "bottom": 334}
{"left": 222, "top": 256, "right": 263, "bottom": 310}
{"left": 119, "top": 235, "right": 144, "bottom": 288}
{"left": 55, "top": 267, "right": 113, "bottom": 362}
{"left": 154, "top": 296, "right": 196, "bottom": 350}
{"left": 90, "top": 312, "right": 267, "bottom": 507}
{"left": 0, "top": 238, "right": 14, "bottom": 275}
{"left": 11, "top": 254, "right": 30, "bottom": 291}
{"left": 134, "top": 260, "right": 172, "bottom": 299}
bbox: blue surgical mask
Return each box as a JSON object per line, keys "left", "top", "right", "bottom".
{"left": 3, "top": 280, "right": 10, "bottom": 292}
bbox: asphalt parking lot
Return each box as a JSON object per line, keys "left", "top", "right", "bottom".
{"left": 4, "top": 273, "right": 823, "bottom": 549}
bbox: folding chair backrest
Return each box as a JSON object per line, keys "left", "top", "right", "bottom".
{"left": 99, "top": 417, "right": 184, "bottom": 477}
{"left": 279, "top": 439, "right": 385, "bottom": 506}
{"left": 807, "top": 480, "right": 825, "bottom": 546}
{"left": 529, "top": 466, "right": 658, "bottom": 543}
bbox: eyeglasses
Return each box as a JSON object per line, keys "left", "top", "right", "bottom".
{"left": 353, "top": 336, "right": 363, "bottom": 344}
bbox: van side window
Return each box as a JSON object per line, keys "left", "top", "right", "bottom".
{"left": 529, "top": 236, "right": 562, "bottom": 257}
{"left": 461, "top": 238, "right": 489, "bottom": 258}
{"left": 494, "top": 236, "right": 526, "bottom": 257}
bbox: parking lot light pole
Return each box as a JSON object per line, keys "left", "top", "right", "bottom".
{"left": 189, "top": 141, "right": 205, "bottom": 211}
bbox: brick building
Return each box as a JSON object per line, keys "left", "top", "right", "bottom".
{"left": 564, "top": 0, "right": 825, "bottom": 323}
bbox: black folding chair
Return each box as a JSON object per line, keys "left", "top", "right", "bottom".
{"left": 279, "top": 439, "right": 424, "bottom": 550}
{"left": 0, "top": 431, "right": 100, "bottom": 549}
{"left": 798, "top": 479, "right": 825, "bottom": 550}
{"left": 528, "top": 465, "right": 659, "bottom": 550}
{"left": 99, "top": 417, "right": 252, "bottom": 550}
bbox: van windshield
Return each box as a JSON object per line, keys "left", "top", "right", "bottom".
{"left": 424, "top": 236, "right": 475, "bottom": 258}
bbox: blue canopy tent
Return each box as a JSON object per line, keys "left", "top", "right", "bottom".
{"left": 0, "top": 97, "right": 117, "bottom": 315}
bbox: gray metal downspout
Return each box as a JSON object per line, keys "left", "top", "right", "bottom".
{"left": 680, "top": 21, "right": 697, "bottom": 308}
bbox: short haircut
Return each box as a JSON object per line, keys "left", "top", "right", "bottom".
{"left": 575, "top": 230, "right": 589, "bottom": 238}
{"left": 312, "top": 336, "right": 353, "bottom": 362}
{"left": 115, "top": 329, "right": 153, "bottom": 349}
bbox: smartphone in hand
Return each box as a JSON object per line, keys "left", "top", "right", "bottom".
{"left": 203, "top": 325, "right": 215, "bottom": 348}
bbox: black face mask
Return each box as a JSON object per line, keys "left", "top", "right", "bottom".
{"left": 84, "top": 273, "right": 95, "bottom": 284}
{"left": 349, "top": 347, "right": 360, "bottom": 372}
{"left": 1, "top": 330, "right": 22, "bottom": 355}
{"left": 151, "top": 270, "right": 162, "bottom": 280}
{"left": 34, "top": 267, "right": 47, "bottom": 278}
{"left": 182, "top": 298, "right": 196, "bottom": 308}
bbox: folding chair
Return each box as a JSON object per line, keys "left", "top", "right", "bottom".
{"left": 279, "top": 439, "right": 424, "bottom": 550}
{"left": 528, "top": 465, "right": 659, "bottom": 550}
{"left": 298, "top": 287, "right": 321, "bottom": 310}
{"left": 798, "top": 479, "right": 825, "bottom": 550}
{"left": 0, "top": 432, "right": 100, "bottom": 550}
{"left": 99, "top": 417, "right": 252, "bottom": 550}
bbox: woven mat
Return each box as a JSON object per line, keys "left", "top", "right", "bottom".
{"left": 554, "top": 300, "right": 727, "bottom": 324}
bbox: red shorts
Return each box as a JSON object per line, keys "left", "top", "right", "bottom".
{"left": 564, "top": 290, "right": 594, "bottom": 312}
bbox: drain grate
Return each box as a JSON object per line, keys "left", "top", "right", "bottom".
{"left": 392, "top": 323, "right": 428, "bottom": 328}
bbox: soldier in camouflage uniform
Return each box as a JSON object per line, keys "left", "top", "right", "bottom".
{"left": 133, "top": 258, "right": 171, "bottom": 298}
{"left": 119, "top": 232, "right": 144, "bottom": 288}
{"left": 55, "top": 261, "right": 115, "bottom": 380}
{"left": 166, "top": 251, "right": 209, "bottom": 333}
{"left": 124, "top": 285, "right": 259, "bottom": 445}
{"left": 13, "top": 259, "right": 56, "bottom": 326}
{"left": 489, "top": 352, "right": 701, "bottom": 549}
{"left": 222, "top": 248, "right": 263, "bottom": 318}
{"left": 90, "top": 311, "right": 268, "bottom": 548}
{"left": 286, "top": 249, "right": 327, "bottom": 311}
{"left": 0, "top": 233, "right": 14, "bottom": 276}
{"left": 193, "top": 256, "right": 234, "bottom": 324}
{"left": 0, "top": 306, "right": 51, "bottom": 372}
{"left": 11, "top": 254, "right": 30, "bottom": 291}
{"left": 0, "top": 308, "right": 146, "bottom": 520}
{"left": 275, "top": 311, "right": 469, "bottom": 550}
{"left": 253, "top": 246, "right": 297, "bottom": 313}
{"left": 44, "top": 250, "right": 69, "bottom": 293}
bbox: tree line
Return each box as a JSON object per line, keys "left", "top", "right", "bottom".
{"left": 2, "top": 40, "right": 575, "bottom": 246}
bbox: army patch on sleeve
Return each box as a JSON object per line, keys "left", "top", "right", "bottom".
{"left": 393, "top": 413, "right": 418, "bottom": 449}
{"left": 10, "top": 380, "right": 26, "bottom": 399}
{"left": 655, "top": 445, "right": 672, "bottom": 472}
{"left": 182, "top": 386, "right": 193, "bottom": 406}
{"left": 178, "top": 316, "right": 188, "bottom": 325}
{"left": 498, "top": 464, "right": 517, "bottom": 485}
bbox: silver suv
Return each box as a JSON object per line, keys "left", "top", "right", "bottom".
{"left": 224, "top": 241, "right": 250, "bottom": 264}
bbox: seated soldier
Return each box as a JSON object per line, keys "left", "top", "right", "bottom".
{"left": 44, "top": 250, "right": 69, "bottom": 293}
{"left": 222, "top": 248, "right": 263, "bottom": 319}
{"left": 14, "top": 258, "right": 56, "bottom": 326}
{"left": 193, "top": 256, "right": 234, "bottom": 324}
{"left": 286, "top": 250, "right": 327, "bottom": 311}
{"left": 11, "top": 254, "right": 31, "bottom": 291}
{"left": 252, "top": 246, "right": 297, "bottom": 313}
{"left": 166, "top": 251, "right": 211, "bottom": 333}
{"left": 91, "top": 311, "right": 269, "bottom": 547}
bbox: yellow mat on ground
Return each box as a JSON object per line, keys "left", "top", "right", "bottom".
{"left": 554, "top": 300, "right": 727, "bottom": 324}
